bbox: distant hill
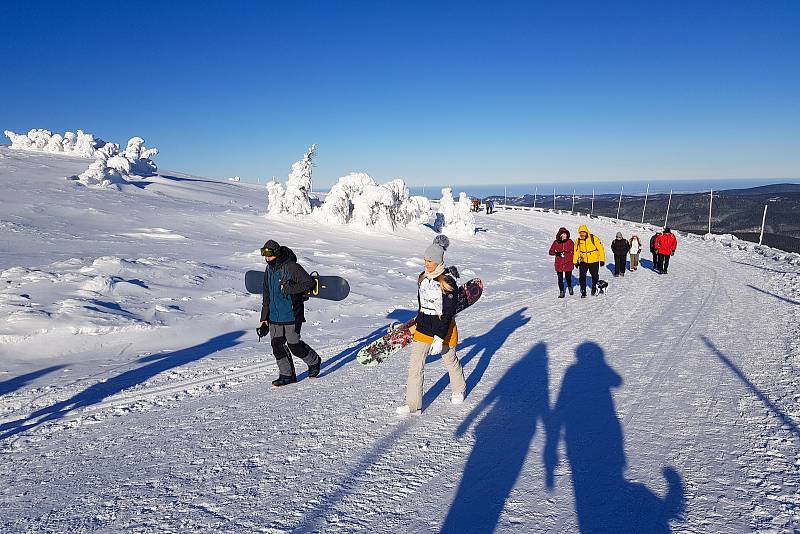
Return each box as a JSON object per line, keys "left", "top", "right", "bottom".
{"left": 488, "top": 183, "right": 800, "bottom": 253}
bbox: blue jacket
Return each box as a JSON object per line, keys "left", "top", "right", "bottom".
{"left": 260, "top": 247, "right": 315, "bottom": 325}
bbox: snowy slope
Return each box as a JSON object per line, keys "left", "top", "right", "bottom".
{"left": 1, "top": 147, "right": 798, "bottom": 533}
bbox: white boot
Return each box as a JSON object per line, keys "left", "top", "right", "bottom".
{"left": 450, "top": 392, "right": 465, "bottom": 404}
{"left": 395, "top": 404, "right": 411, "bottom": 415}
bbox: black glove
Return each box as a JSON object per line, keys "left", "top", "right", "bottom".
{"left": 600, "top": 261, "right": 605, "bottom": 266}
{"left": 256, "top": 323, "right": 269, "bottom": 341}
{"left": 556, "top": 252, "right": 564, "bottom": 257}
{"left": 671, "top": 252, "right": 675, "bottom": 256}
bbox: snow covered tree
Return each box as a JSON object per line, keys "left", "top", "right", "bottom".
{"left": 124, "top": 137, "right": 159, "bottom": 175}
{"left": 352, "top": 183, "right": 396, "bottom": 231}
{"left": 265, "top": 145, "right": 316, "bottom": 217}
{"left": 265, "top": 181, "right": 287, "bottom": 216}
{"left": 434, "top": 188, "right": 476, "bottom": 237}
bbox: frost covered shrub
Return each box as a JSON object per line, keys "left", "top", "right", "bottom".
{"left": 317, "top": 173, "right": 430, "bottom": 230}
{"left": 264, "top": 145, "right": 316, "bottom": 216}
{"left": 352, "top": 183, "right": 396, "bottom": 231}
{"left": 265, "top": 181, "right": 287, "bottom": 216}
{"left": 4, "top": 128, "right": 107, "bottom": 157}
{"left": 434, "top": 188, "right": 476, "bottom": 237}
{"left": 124, "top": 137, "right": 159, "bottom": 175}
{"left": 399, "top": 195, "right": 432, "bottom": 227}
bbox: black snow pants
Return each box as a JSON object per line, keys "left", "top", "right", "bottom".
{"left": 578, "top": 262, "right": 600, "bottom": 293}
{"left": 557, "top": 271, "right": 573, "bottom": 292}
{"left": 614, "top": 254, "right": 627, "bottom": 276}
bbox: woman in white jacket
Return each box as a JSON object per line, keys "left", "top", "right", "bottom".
{"left": 629, "top": 234, "right": 642, "bottom": 271}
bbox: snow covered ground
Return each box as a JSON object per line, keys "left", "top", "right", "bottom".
{"left": 1, "top": 146, "right": 798, "bottom": 533}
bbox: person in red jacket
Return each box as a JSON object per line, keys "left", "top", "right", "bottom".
{"left": 654, "top": 227, "right": 678, "bottom": 274}
{"left": 548, "top": 227, "right": 575, "bottom": 298}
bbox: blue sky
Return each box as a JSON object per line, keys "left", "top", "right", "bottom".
{"left": 1, "top": 1, "right": 798, "bottom": 188}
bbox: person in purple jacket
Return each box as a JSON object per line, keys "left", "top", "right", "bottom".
{"left": 549, "top": 227, "right": 575, "bottom": 298}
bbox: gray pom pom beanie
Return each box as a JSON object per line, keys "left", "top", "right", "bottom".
{"left": 424, "top": 235, "right": 450, "bottom": 265}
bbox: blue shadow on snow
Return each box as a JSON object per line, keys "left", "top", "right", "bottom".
{"left": 423, "top": 307, "right": 530, "bottom": 409}
{"left": 0, "top": 331, "right": 245, "bottom": 441}
{"left": 543, "top": 341, "right": 685, "bottom": 533}
{"left": 440, "top": 341, "right": 550, "bottom": 533}
{"left": 0, "top": 365, "right": 66, "bottom": 397}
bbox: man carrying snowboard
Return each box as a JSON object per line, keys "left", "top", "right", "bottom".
{"left": 396, "top": 235, "right": 466, "bottom": 415}
{"left": 259, "top": 239, "right": 322, "bottom": 387}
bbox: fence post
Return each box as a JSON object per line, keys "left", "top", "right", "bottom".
{"left": 641, "top": 183, "right": 649, "bottom": 223}
{"left": 533, "top": 186, "right": 537, "bottom": 209}
{"left": 572, "top": 189, "right": 576, "bottom": 212}
{"left": 591, "top": 189, "right": 595, "bottom": 216}
{"left": 759, "top": 204, "right": 768, "bottom": 245}
{"left": 616, "top": 185, "right": 623, "bottom": 219}
{"left": 664, "top": 189, "right": 672, "bottom": 227}
{"left": 708, "top": 189, "right": 713, "bottom": 234}
{"left": 553, "top": 188, "right": 556, "bottom": 210}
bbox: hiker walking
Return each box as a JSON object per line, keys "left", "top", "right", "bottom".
{"left": 549, "top": 227, "right": 575, "bottom": 298}
{"left": 574, "top": 224, "right": 605, "bottom": 297}
{"left": 259, "top": 239, "right": 322, "bottom": 387}
{"left": 654, "top": 227, "right": 678, "bottom": 274}
{"left": 396, "top": 236, "right": 466, "bottom": 415}
{"left": 629, "top": 234, "right": 642, "bottom": 271}
{"left": 650, "top": 230, "right": 661, "bottom": 270}
{"left": 611, "top": 232, "right": 631, "bottom": 277}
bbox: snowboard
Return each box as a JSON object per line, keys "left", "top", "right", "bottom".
{"left": 245, "top": 270, "right": 350, "bottom": 301}
{"left": 356, "top": 278, "right": 483, "bottom": 367}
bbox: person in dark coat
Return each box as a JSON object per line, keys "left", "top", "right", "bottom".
{"left": 548, "top": 227, "right": 575, "bottom": 298}
{"left": 649, "top": 230, "right": 662, "bottom": 271}
{"left": 259, "top": 239, "right": 322, "bottom": 387}
{"left": 611, "top": 232, "right": 631, "bottom": 277}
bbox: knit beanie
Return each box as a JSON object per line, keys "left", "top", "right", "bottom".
{"left": 424, "top": 235, "right": 450, "bottom": 265}
{"left": 616, "top": 232, "right": 623, "bottom": 239}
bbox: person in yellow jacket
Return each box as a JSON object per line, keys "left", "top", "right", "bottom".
{"left": 573, "top": 224, "right": 605, "bottom": 297}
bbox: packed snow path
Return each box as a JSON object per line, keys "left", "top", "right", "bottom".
{"left": 1, "top": 155, "right": 798, "bottom": 532}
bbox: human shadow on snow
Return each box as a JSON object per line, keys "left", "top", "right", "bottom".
{"left": 440, "top": 341, "right": 549, "bottom": 533}
{"left": 422, "top": 307, "right": 530, "bottom": 409}
{"left": 0, "top": 331, "right": 246, "bottom": 441}
{"left": 0, "top": 365, "right": 66, "bottom": 397}
{"left": 543, "top": 342, "right": 685, "bottom": 533}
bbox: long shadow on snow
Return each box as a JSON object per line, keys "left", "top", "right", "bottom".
{"left": 731, "top": 260, "right": 794, "bottom": 275}
{"left": 640, "top": 258, "right": 658, "bottom": 272}
{"left": 440, "top": 341, "right": 549, "bottom": 533}
{"left": 746, "top": 284, "right": 800, "bottom": 306}
{"left": 0, "top": 331, "right": 245, "bottom": 441}
{"left": 316, "top": 309, "right": 416, "bottom": 379}
{"left": 543, "top": 342, "right": 685, "bottom": 533}
{"left": 0, "top": 365, "right": 66, "bottom": 397}
{"left": 701, "top": 335, "right": 799, "bottom": 440}
{"left": 423, "top": 308, "right": 530, "bottom": 409}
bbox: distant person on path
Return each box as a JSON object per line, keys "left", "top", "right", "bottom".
{"left": 486, "top": 199, "right": 494, "bottom": 214}
{"left": 611, "top": 232, "right": 631, "bottom": 277}
{"left": 396, "top": 236, "right": 466, "bottom": 415}
{"left": 259, "top": 239, "right": 322, "bottom": 387}
{"left": 574, "top": 224, "right": 605, "bottom": 297}
{"left": 655, "top": 227, "right": 678, "bottom": 274}
{"left": 549, "top": 227, "right": 575, "bottom": 298}
{"left": 650, "top": 230, "right": 662, "bottom": 270}
{"left": 629, "top": 234, "right": 642, "bottom": 271}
